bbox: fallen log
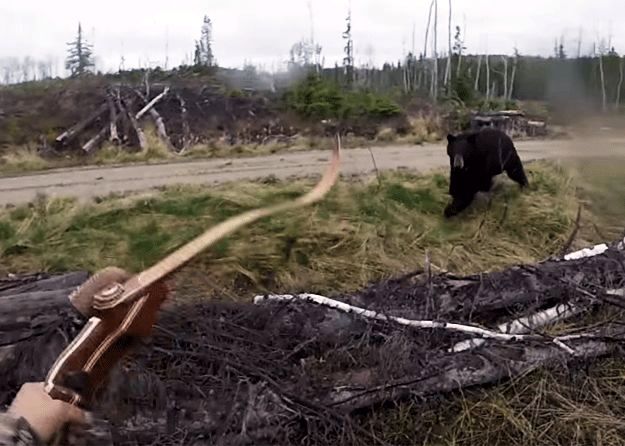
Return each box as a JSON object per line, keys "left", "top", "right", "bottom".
{"left": 115, "top": 96, "right": 147, "bottom": 152}
{"left": 106, "top": 94, "right": 120, "bottom": 145}
{"left": 135, "top": 87, "right": 169, "bottom": 121}
{"left": 176, "top": 92, "right": 191, "bottom": 153}
{"left": 54, "top": 103, "right": 109, "bottom": 149}
{"left": 134, "top": 89, "right": 175, "bottom": 152}
{"left": 82, "top": 125, "right": 109, "bottom": 154}
{"left": 1, "top": 241, "right": 624, "bottom": 445}
{"left": 83, "top": 103, "right": 125, "bottom": 153}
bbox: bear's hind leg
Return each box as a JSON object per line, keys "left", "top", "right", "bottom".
{"left": 505, "top": 154, "right": 529, "bottom": 188}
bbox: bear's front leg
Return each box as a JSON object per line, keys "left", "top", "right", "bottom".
{"left": 444, "top": 193, "right": 475, "bottom": 218}
{"left": 505, "top": 153, "right": 529, "bottom": 188}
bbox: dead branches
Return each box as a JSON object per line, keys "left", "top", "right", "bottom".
{"left": 54, "top": 86, "right": 175, "bottom": 155}
{"left": 1, "top": 238, "right": 625, "bottom": 444}
{"left": 176, "top": 92, "right": 191, "bottom": 153}
{"left": 134, "top": 88, "right": 175, "bottom": 152}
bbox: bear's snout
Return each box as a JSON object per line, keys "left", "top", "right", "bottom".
{"left": 453, "top": 154, "right": 464, "bottom": 169}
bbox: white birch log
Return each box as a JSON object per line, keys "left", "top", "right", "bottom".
{"left": 254, "top": 293, "right": 576, "bottom": 353}
{"left": 135, "top": 87, "right": 170, "bottom": 121}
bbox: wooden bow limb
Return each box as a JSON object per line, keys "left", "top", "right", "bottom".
{"left": 44, "top": 135, "right": 341, "bottom": 409}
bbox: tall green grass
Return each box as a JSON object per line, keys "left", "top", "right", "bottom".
{"left": 0, "top": 162, "right": 579, "bottom": 297}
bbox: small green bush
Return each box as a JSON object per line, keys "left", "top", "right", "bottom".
{"left": 285, "top": 74, "right": 401, "bottom": 120}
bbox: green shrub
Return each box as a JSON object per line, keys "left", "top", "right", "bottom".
{"left": 285, "top": 74, "right": 401, "bottom": 121}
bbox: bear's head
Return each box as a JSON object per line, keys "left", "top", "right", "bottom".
{"left": 446, "top": 133, "right": 477, "bottom": 170}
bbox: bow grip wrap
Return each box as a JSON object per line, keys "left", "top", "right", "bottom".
{"left": 44, "top": 281, "right": 168, "bottom": 409}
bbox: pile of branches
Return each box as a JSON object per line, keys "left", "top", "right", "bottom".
{"left": 1, "top": 238, "right": 624, "bottom": 445}
{"left": 50, "top": 83, "right": 296, "bottom": 156}
{"left": 52, "top": 84, "right": 185, "bottom": 155}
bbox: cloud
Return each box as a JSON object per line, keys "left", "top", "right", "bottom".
{"left": 1, "top": 0, "right": 624, "bottom": 73}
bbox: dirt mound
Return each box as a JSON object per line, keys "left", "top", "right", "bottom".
{"left": 0, "top": 78, "right": 407, "bottom": 154}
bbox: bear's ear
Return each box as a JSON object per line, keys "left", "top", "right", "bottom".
{"left": 467, "top": 133, "right": 478, "bottom": 146}
{"left": 446, "top": 134, "right": 456, "bottom": 144}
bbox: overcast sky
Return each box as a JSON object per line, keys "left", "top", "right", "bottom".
{"left": 0, "top": 0, "right": 623, "bottom": 74}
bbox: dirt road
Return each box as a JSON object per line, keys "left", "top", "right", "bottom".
{"left": 1, "top": 136, "right": 625, "bottom": 206}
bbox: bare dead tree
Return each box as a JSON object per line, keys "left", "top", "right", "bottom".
{"left": 443, "top": 0, "right": 452, "bottom": 88}
{"left": 423, "top": 0, "right": 435, "bottom": 93}
{"left": 176, "top": 93, "right": 191, "bottom": 153}
{"left": 144, "top": 69, "right": 150, "bottom": 98}
{"left": 474, "top": 54, "right": 482, "bottom": 91}
{"left": 501, "top": 56, "right": 509, "bottom": 100}
{"left": 616, "top": 56, "right": 624, "bottom": 111}
{"left": 577, "top": 27, "right": 583, "bottom": 58}
{"left": 402, "top": 50, "right": 409, "bottom": 94}
{"left": 485, "top": 54, "right": 491, "bottom": 99}
{"left": 431, "top": 0, "right": 439, "bottom": 101}
{"left": 457, "top": 14, "right": 466, "bottom": 78}
{"left": 423, "top": 0, "right": 435, "bottom": 59}
{"left": 508, "top": 49, "right": 519, "bottom": 101}
{"left": 598, "top": 42, "right": 608, "bottom": 112}
{"left": 411, "top": 22, "right": 418, "bottom": 89}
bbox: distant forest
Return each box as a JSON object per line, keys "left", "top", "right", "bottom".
{"left": 1, "top": 9, "right": 623, "bottom": 114}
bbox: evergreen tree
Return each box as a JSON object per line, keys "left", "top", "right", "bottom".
{"left": 65, "top": 23, "right": 94, "bottom": 76}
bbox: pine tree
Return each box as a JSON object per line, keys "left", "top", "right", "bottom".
{"left": 65, "top": 23, "right": 94, "bottom": 77}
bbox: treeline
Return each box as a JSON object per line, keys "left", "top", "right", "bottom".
{"left": 293, "top": 53, "right": 622, "bottom": 113}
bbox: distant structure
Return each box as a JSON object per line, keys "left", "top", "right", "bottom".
{"left": 470, "top": 110, "right": 548, "bottom": 138}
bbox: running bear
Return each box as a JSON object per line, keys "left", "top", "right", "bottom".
{"left": 444, "top": 128, "right": 529, "bottom": 218}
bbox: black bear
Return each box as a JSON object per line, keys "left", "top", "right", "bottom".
{"left": 444, "top": 128, "right": 529, "bottom": 218}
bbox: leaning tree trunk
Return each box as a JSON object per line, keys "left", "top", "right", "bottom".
{"left": 443, "top": 0, "right": 452, "bottom": 89}
{"left": 474, "top": 54, "right": 482, "bottom": 92}
{"left": 616, "top": 56, "right": 624, "bottom": 111}
{"left": 54, "top": 104, "right": 108, "bottom": 149}
{"left": 485, "top": 54, "right": 491, "bottom": 100}
{"left": 599, "top": 52, "right": 608, "bottom": 112}
{"left": 134, "top": 88, "right": 175, "bottom": 152}
{"left": 508, "top": 55, "right": 518, "bottom": 101}
{"left": 501, "top": 56, "right": 509, "bottom": 101}
{"left": 106, "top": 94, "right": 120, "bottom": 145}
{"left": 431, "top": 0, "right": 439, "bottom": 102}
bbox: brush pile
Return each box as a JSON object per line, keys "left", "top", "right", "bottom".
{"left": 1, "top": 238, "right": 624, "bottom": 445}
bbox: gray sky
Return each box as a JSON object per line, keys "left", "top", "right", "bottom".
{"left": 0, "top": 0, "right": 623, "bottom": 74}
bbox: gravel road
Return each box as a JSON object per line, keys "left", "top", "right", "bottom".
{"left": 1, "top": 136, "right": 624, "bottom": 206}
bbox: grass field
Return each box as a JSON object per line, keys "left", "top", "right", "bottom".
{"left": 0, "top": 161, "right": 586, "bottom": 296}
{"left": 1, "top": 158, "right": 624, "bottom": 445}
